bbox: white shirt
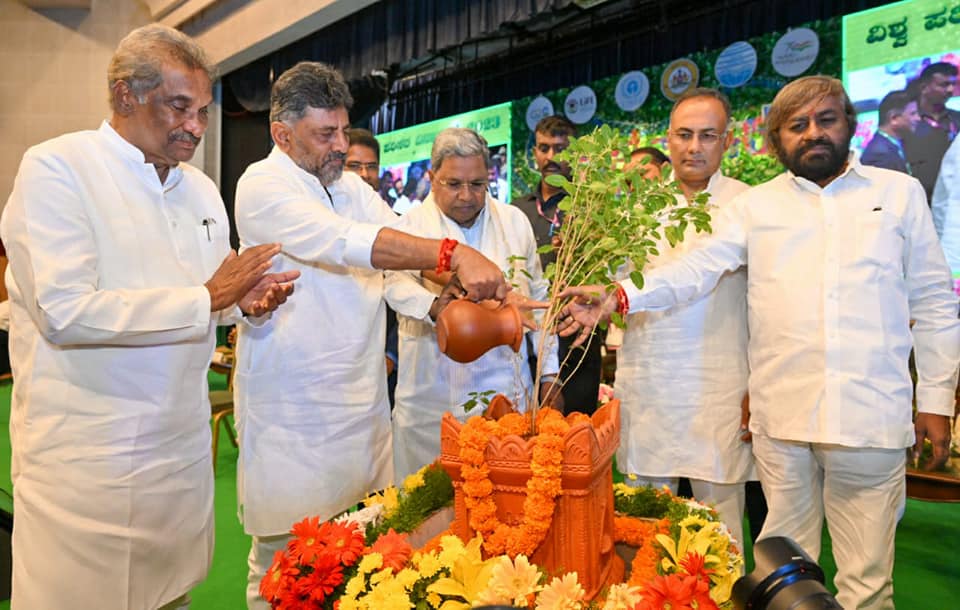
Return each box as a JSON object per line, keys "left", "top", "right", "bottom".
{"left": 234, "top": 147, "right": 434, "bottom": 535}
{"left": 616, "top": 171, "right": 753, "bottom": 482}
{"left": 932, "top": 136, "right": 960, "bottom": 289}
{"left": 621, "top": 155, "right": 960, "bottom": 449}
{"left": 385, "top": 195, "right": 559, "bottom": 480}
{"left": 1, "top": 121, "right": 230, "bottom": 609}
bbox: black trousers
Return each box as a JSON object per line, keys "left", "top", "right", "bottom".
{"left": 557, "top": 331, "right": 603, "bottom": 415}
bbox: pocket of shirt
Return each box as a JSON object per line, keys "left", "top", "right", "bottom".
{"left": 854, "top": 211, "right": 902, "bottom": 267}
{"left": 196, "top": 222, "right": 230, "bottom": 276}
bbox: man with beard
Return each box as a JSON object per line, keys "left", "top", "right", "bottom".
{"left": 906, "top": 62, "right": 959, "bottom": 200}
{"left": 560, "top": 76, "right": 960, "bottom": 609}
{"left": 233, "top": 62, "right": 510, "bottom": 609}
{"left": 516, "top": 115, "right": 603, "bottom": 414}
{"left": 1, "top": 24, "right": 298, "bottom": 609}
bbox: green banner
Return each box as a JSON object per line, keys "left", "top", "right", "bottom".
{"left": 377, "top": 102, "right": 512, "bottom": 167}
{"left": 843, "top": 0, "right": 960, "bottom": 72}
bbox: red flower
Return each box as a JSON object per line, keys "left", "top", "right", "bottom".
{"left": 317, "top": 521, "right": 366, "bottom": 566}
{"left": 289, "top": 516, "right": 326, "bottom": 564}
{"left": 260, "top": 550, "right": 299, "bottom": 603}
{"left": 635, "top": 573, "right": 701, "bottom": 610}
{"left": 679, "top": 552, "right": 715, "bottom": 581}
{"left": 297, "top": 552, "right": 345, "bottom": 603}
{"left": 368, "top": 528, "right": 413, "bottom": 572}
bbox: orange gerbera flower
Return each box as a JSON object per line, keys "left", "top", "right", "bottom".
{"left": 318, "top": 521, "right": 366, "bottom": 567}
{"left": 260, "top": 549, "right": 299, "bottom": 602}
{"left": 368, "top": 528, "right": 413, "bottom": 573}
{"left": 296, "top": 552, "right": 345, "bottom": 603}
{"left": 289, "top": 516, "right": 325, "bottom": 563}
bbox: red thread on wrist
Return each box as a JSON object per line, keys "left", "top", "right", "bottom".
{"left": 436, "top": 238, "right": 459, "bottom": 274}
{"left": 614, "top": 283, "right": 629, "bottom": 316}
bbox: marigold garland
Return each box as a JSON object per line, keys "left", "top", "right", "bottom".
{"left": 458, "top": 407, "right": 571, "bottom": 557}
{"left": 613, "top": 514, "right": 671, "bottom": 588}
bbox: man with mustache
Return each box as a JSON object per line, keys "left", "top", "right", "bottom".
{"left": 232, "top": 62, "right": 509, "bottom": 609}
{"left": 516, "top": 115, "right": 604, "bottom": 414}
{"left": 1, "top": 24, "right": 298, "bottom": 609}
{"left": 561, "top": 76, "right": 959, "bottom": 609}
{"left": 615, "top": 89, "right": 753, "bottom": 554}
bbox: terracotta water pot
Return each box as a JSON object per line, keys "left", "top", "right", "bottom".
{"left": 440, "top": 399, "right": 625, "bottom": 600}
{"left": 435, "top": 300, "right": 523, "bottom": 363}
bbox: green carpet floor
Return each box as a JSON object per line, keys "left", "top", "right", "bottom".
{"left": 0, "top": 376, "right": 957, "bottom": 608}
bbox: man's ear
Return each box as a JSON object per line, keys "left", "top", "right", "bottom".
{"left": 270, "top": 121, "right": 292, "bottom": 152}
{"left": 112, "top": 80, "right": 137, "bottom": 115}
{"left": 723, "top": 129, "right": 735, "bottom": 152}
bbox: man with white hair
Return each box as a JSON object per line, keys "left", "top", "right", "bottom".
{"left": 387, "top": 127, "right": 561, "bottom": 480}
{"left": 233, "top": 62, "right": 510, "bottom": 609}
{"left": 1, "top": 24, "right": 296, "bottom": 610}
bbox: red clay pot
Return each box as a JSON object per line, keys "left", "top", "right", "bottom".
{"left": 436, "top": 299, "right": 524, "bottom": 363}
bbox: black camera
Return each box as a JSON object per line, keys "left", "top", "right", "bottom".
{"left": 732, "top": 537, "right": 843, "bottom": 610}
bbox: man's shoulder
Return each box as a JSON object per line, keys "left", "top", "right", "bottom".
{"left": 512, "top": 192, "right": 538, "bottom": 215}
{"left": 24, "top": 129, "right": 100, "bottom": 165}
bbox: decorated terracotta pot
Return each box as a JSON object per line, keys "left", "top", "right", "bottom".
{"left": 435, "top": 299, "right": 524, "bottom": 363}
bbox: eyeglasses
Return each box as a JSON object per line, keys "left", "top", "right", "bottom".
{"left": 434, "top": 179, "right": 488, "bottom": 194}
{"left": 345, "top": 161, "right": 379, "bottom": 173}
{"left": 668, "top": 130, "right": 726, "bottom": 145}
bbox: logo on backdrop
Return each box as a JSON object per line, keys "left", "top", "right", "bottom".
{"left": 771, "top": 27, "right": 820, "bottom": 77}
{"left": 525, "top": 96, "right": 555, "bottom": 132}
{"left": 714, "top": 41, "right": 758, "bottom": 88}
{"left": 660, "top": 58, "right": 699, "bottom": 101}
{"left": 614, "top": 71, "right": 651, "bottom": 111}
{"left": 564, "top": 85, "right": 597, "bottom": 124}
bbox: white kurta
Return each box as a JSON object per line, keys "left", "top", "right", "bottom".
{"left": 234, "top": 148, "right": 434, "bottom": 536}
{"left": 386, "top": 196, "right": 559, "bottom": 480}
{"left": 931, "top": 136, "right": 960, "bottom": 279}
{"left": 616, "top": 172, "right": 752, "bottom": 483}
{"left": 621, "top": 156, "right": 960, "bottom": 447}
{"left": 1, "top": 122, "right": 231, "bottom": 610}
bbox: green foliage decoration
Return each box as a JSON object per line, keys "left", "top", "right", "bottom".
{"left": 363, "top": 463, "right": 454, "bottom": 544}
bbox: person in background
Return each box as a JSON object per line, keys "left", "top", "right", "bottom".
{"left": 615, "top": 89, "right": 753, "bottom": 552}
{"left": 345, "top": 127, "right": 399, "bottom": 406}
{"left": 861, "top": 89, "right": 918, "bottom": 175}
{"left": 906, "top": 62, "right": 959, "bottom": 200}
{"left": 561, "top": 76, "right": 960, "bottom": 610}
{"left": 232, "top": 61, "right": 509, "bottom": 610}
{"left": 515, "top": 115, "right": 603, "bottom": 414}
{"left": 627, "top": 145, "right": 670, "bottom": 179}
{"left": 387, "top": 127, "right": 561, "bottom": 480}
{"left": 345, "top": 127, "right": 381, "bottom": 191}
{"left": 0, "top": 24, "right": 297, "bottom": 610}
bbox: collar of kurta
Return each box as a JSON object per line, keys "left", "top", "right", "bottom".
{"left": 98, "top": 120, "right": 183, "bottom": 189}
{"left": 788, "top": 151, "right": 869, "bottom": 193}
{"left": 667, "top": 167, "right": 724, "bottom": 202}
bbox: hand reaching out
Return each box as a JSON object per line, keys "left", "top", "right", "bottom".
{"left": 555, "top": 285, "right": 618, "bottom": 347}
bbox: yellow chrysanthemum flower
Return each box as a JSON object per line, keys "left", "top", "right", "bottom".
{"left": 369, "top": 567, "right": 394, "bottom": 586}
{"left": 437, "top": 535, "right": 466, "bottom": 568}
{"left": 358, "top": 552, "right": 384, "bottom": 574}
{"left": 396, "top": 567, "right": 421, "bottom": 590}
{"left": 403, "top": 471, "right": 425, "bottom": 491}
{"left": 343, "top": 573, "right": 367, "bottom": 599}
{"left": 417, "top": 551, "right": 442, "bottom": 578}
{"left": 363, "top": 487, "right": 400, "bottom": 516}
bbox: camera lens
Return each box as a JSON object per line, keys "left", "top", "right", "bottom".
{"left": 732, "top": 537, "right": 844, "bottom": 610}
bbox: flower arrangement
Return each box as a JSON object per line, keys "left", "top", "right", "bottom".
{"left": 262, "top": 466, "right": 741, "bottom": 609}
